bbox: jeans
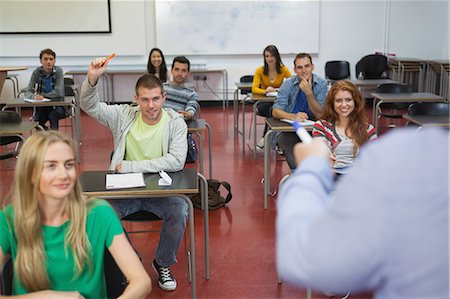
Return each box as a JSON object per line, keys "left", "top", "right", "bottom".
{"left": 111, "top": 196, "right": 188, "bottom": 267}
{"left": 35, "top": 106, "right": 66, "bottom": 130}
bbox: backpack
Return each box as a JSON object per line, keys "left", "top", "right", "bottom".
{"left": 190, "top": 179, "right": 232, "bottom": 210}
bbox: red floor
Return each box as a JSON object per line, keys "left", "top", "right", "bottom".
{"left": 0, "top": 104, "right": 392, "bottom": 298}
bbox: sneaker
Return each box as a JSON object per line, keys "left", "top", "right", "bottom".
{"left": 276, "top": 145, "right": 284, "bottom": 155}
{"left": 256, "top": 137, "right": 265, "bottom": 149}
{"left": 152, "top": 259, "right": 177, "bottom": 291}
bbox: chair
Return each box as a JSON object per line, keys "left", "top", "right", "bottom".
{"left": 1, "top": 251, "right": 130, "bottom": 297}
{"left": 408, "top": 102, "right": 449, "bottom": 116}
{"left": 325, "top": 60, "right": 351, "bottom": 81}
{"left": 355, "top": 54, "right": 388, "bottom": 79}
{"left": 0, "top": 111, "right": 25, "bottom": 160}
{"left": 375, "top": 83, "right": 413, "bottom": 128}
{"left": 239, "top": 75, "right": 253, "bottom": 96}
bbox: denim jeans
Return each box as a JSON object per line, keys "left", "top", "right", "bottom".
{"left": 35, "top": 106, "right": 66, "bottom": 130}
{"left": 110, "top": 196, "right": 188, "bottom": 267}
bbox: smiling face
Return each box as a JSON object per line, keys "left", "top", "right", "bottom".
{"left": 333, "top": 90, "right": 355, "bottom": 119}
{"left": 39, "top": 141, "right": 76, "bottom": 202}
{"left": 134, "top": 86, "right": 166, "bottom": 125}
{"left": 150, "top": 50, "right": 163, "bottom": 68}
{"left": 40, "top": 53, "right": 56, "bottom": 73}
{"left": 294, "top": 57, "right": 314, "bottom": 81}
{"left": 264, "top": 50, "right": 277, "bottom": 66}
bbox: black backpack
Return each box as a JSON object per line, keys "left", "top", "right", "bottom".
{"left": 190, "top": 179, "right": 232, "bottom": 210}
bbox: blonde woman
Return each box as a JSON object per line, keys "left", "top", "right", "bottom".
{"left": 0, "top": 131, "right": 151, "bottom": 298}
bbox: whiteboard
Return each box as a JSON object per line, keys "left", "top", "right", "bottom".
{"left": 155, "top": 0, "right": 320, "bottom": 55}
{"left": 0, "top": 0, "right": 110, "bottom": 34}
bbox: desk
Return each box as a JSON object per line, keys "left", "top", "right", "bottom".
{"left": 263, "top": 118, "right": 313, "bottom": 209}
{"left": 0, "top": 97, "right": 81, "bottom": 146}
{"left": 80, "top": 169, "right": 209, "bottom": 299}
{"left": 0, "top": 67, "right": 28, "bottom": 97}
{"left": 66, "top": 66, "right": 229, "bottom": 107}
{"left": 187, "top": 119, "right": 213, "bottom": 179}
{"left": 371, "top": 92, "right": 445, "bottom": 133}
{"left": 351, "top": 78, "right": 397, "bottom": 90}
{"left": 402, "top": 114, "right": 450, "bottom": 127}
{"left": 0, "top": 120, "right": 39, "bottom": 135}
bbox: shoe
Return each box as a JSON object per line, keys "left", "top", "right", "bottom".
{"left": 276, "top": 145, "right": 284, "bottom": 155}
{"left": 152, "top": 259, "right": 177, "bottom": 291}
{"left": 256, "top": 137, "right": 265, "bottom": 149}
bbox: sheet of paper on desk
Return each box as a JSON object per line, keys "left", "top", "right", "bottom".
{"left": 281, "top": 119, "right": 315, "bottom": 126}
{"left": 266, "top": 91, "right": 278, "bottom": 97}
{"left": 24, "top": 98, "right": 51, "bottom": 102}
{"left": 106, "top": 173, "right": 145, "bottom": 189}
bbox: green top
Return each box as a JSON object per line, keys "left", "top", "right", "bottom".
{"left": 0, "top": 199, "right": 123, "bottom": 298}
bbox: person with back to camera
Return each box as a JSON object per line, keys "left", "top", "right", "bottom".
{"left": 312, "top": 80, "right": 377, "bottom": 177}
{"left": 147, "top": 47, "right": 169, "bottom": 83}
{"left": 253, "top": 45, "right": 291, "bottom": 149}
{"left": 80, "top": 56, "right": 188, "bottom": 292}
{"left": 24, "top": 48, "right": 66, "bottom": 130}
{"left": 0, "top": 130, "right": 151, "bottom": 298}
{"left": 276, "top": 127, "right": 448, "bottom": 298}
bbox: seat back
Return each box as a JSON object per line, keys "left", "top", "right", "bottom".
{"left": 408, "top": 103, "right": 449, "bottom": 116}
{"left": 240, "top": 75, "right": 253, "bottom": 95}
{"left": 375, "top": 83, "right": 412, "bottom": 94}
{"left": 0, "top": 111, "right": 21, "bottom": 124}
{"left": 325, "top": 60, "right": 350, "bottom": 80}
{"left": 356, "top": 54, "right": 388, "bottom": 79}
{"left": 0, "top": 255, "right": 13, "bottom": 295}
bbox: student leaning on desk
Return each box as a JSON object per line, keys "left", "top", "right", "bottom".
{"left": 0, "top": 131, "right": 151, "bottom": 298}
{"left": 80, "top": 56, "right": 188, "bottom": 292}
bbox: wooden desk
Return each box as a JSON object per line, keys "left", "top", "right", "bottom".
{"left": 402, "top": 114, "right": 450, "bottom": 127}
{"left": 0, "top": 97, "right": 81, "bottom": 146}
{"left": 263, "top": 118, "right": 313, "bottom": 209}
{"left": 66, "top": 66, "right": 229, "bottom": 107}
{"left": 371, "top": 92, "right": 445, "bottom": 133}
{"left": 0, "top": 67, "right": 28, "bottom": 97}
{"left": 80, "top": 169, "right": 209, "bottom": 299}
{"left": 187, "top": 119, "right": 213, "bottom": 179}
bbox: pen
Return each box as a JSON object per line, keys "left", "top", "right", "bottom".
{"left": 101, "top": 53, "right": 116, "bottom": 66}
{"left": 292, "top": 121, "right": 334, "bottom": 156}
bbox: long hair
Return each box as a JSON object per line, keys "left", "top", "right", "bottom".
{"left": 263, "top": 45, "right": 283, "bottom": 75}
{"left": 147, "top": 48, "right": 168, "bottom": 82}
{"left": 320, "top": 80, "right": 370, "bottom": 154}
{"left": 9, "top": 130, "right": 91, "bottom": 291}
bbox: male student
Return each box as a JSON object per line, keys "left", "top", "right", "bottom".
{"left": 163, "top": 56, "right": 199, "bottom": 120}
{"left": 276, "top": 128, "right": 448, "bottom": 298}
{"left": 25, "top": 48, "right": 66, "bottom": 130}
{"left": 80, "top": 57, "right": 188, "bottom": 292}
{"left": 272, "top": 52, "right": 328, "bottom": 121}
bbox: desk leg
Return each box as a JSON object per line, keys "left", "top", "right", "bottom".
{"left": 197, "top": 132, "right": 204, "bottom": 174}
{"left": 223, "top": 70, "right": 228, "bottom": 110}
{"left": 242, "top": 95, "right": 246, "bottom": 154}
{"left": 374, "top": 99, "right": 384, "bottom": 134}
{"left": 233, "top": 89, "right": 239, "bottom": 136}
{"left": 198, "top": 173, "right": 209, "bottom": 280}
{"left": 264, "top": 130, "right": 273, "bottom": 210}
{"left": 252, "top": 102, "right": 258, "bottom": 159}
{"left": 180, "top": 195, "right": 196, "bottom": 299}
{"left": 205, "top": 122, "right": 213, "bottom": 179}
{"left": 372, "top": 97, "right": 378, "bottom": 133}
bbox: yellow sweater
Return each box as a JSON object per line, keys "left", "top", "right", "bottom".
{"left": 252, "top": 65, "right": 291, "bottom": 95}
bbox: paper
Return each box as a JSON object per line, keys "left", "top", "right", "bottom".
{"left": 106, "top": 172, "right": 145, "bottom": 190}
{"left": 266, "top": 91, "right": 278, "bottom": 97}
{"left": 158, "top": 170, "right": 173, "bottom": 186}
{"left": 24, "top": 98, "right": 51, "bottom": 103}
{"left": 281, "top": 118, "right": 315, "bottom": 126}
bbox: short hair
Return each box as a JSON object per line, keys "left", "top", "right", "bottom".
{"left": 294, "top": 53, "right": 313, "bottom": 66}
{"left": 39, "top": 49, "right": 56, "bottom": 60}
{"left": 171, "top": 56, "right": 191, "bottom": 71}
{"left": 135, "top": 73, "right": 164, "bottom": 95}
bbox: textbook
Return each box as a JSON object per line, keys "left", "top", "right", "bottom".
{"left": 106, "top": 172, "right": 146, "bottom": 189}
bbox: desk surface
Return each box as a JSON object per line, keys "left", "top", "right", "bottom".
{"left": 0, "top": 121, "right": 38, "bottom": 135}
{"left": 0, "top": 97, "right": 74, "bottom": 108}
{"left": 250, "top": 93, "right": 276, "bottom": 101}
{"left": 402, "top": 114, "right": 450, "bottom": 127}
{"left": 266, "top": 118, "right": 314, "bottom": 131}
{"left": 66, "top": 66, "right": 226, "bottom": 74}
{"left": 0, "top": 67, "right": 28, "bottom": 72}
{"left": 352, "top": 79, "right": 397, "bottom": 87}
{"left": 187, "top": 119, "right": 206, "bottom": 132}
{"left": 235, "top": 82, "right": 252, "bottom": 88}
{"left": 80, "top": 169, "right": 198, "bottom": 197}
{"left": 371, "top": 92, "right": 445, "bottom": 102}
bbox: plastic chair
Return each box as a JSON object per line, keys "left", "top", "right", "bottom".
{"left": 408, "top": 102, "right": 449, "bottom": 116}
{"left": 355, "top": 54, "right": 388, "bottom": 79}
{"left": 325, "top": 60, "right": 351, "bottom": 82}
{"left": 375, "top": 83, "right": 413, "bottom": 128}
{"left": 0, "top": 111, "right": 25, "bottom": 160}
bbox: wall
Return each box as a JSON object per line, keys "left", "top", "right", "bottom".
{"left": 1, "top": 0, "right": 448, "bottom": 102}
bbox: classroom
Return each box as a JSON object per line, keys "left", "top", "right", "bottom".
{"left": 0, "top": 1, "right": 448, "bottom": 298}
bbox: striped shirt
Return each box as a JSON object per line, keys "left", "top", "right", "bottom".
{"left": 163, "top": 82, "right": 199, "bottom": 118}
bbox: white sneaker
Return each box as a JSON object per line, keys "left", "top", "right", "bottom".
{"left": 256, "top": 137, "right": 265, "bottom": 149}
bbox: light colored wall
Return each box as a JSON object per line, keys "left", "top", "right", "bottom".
{"left": 1, "top": 0, "right": 448, "bottom": 101}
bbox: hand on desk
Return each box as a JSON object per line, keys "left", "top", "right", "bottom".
{"left": 115, "top": 162, "right": 122, "bottom": 173}
{"left": 34, "top": 94, "right": 44, "bottom": 100}
{"left": 292, "top": 112, "right": 309, "bottom": 122}
{"left": 265, "top": 86, "right": 277, "bottom": 94}
{"left": 87, "top": 57, "right": 109, "bottom": 87}
{"left": 178, "top": 110, "right": 194, "bottom": 120}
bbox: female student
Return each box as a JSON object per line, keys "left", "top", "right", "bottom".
{"left": 312, "top": 80, "right": 377, "bottom": 175}
{"left": 252, "top": 45, "right": 291, "bottom": 148}
{"left": 147, "top": 47, "right": 168, "bottom": 82}
{"left": 0, "top": 131, "right": 151, "bottom": 298}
